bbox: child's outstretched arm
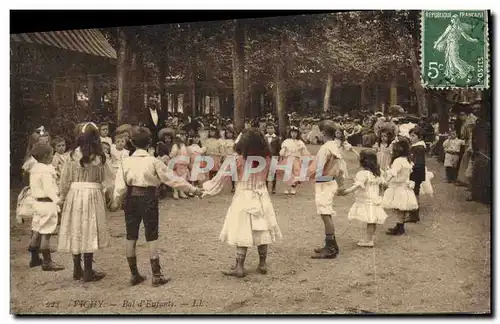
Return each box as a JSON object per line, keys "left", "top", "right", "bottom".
{"left": 154, "top": 159, "right": 201, "bottom": 195}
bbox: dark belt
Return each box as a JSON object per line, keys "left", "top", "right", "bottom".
{"left": 35, "top": 197, "right": 53, "bottom": 202}
{"left": 128, "top": 186, "right": 157, "bottom": 196}
{"left": 446, "top": 152, "right": 460, "bottom": 155}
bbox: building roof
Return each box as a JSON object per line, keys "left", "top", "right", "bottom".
{"left": 11, "top": 29, "right": 116, "bottom": 59}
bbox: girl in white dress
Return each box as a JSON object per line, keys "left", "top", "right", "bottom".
{"left": 339, "top": 150, "right": 388, "bottom": 247}
{"left": 279, "top": 126, "right": 310, "bottom": 195}
{"left": 169, "top": 131, "right": 191, "bottom": 199}
{"left": 204, "top": 125, "right": 224, "bottom": 180}
{"left": 372, "top": 129, "right": 394, "bottom": 172}
{"left": 202, "top": 128, "right": 282, "bottom": 278}
{"left": 381, "top": 140, "right": 419, "bottom": 236}
{"left": 187, "top": 134, "right": 208, "bottom": 186}
{"left": 58, "top": 122, "right": 113, "bottom": 282}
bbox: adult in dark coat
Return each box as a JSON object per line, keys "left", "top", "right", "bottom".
{"left": 141, "top": 97, "right": 168, "bottom": 148}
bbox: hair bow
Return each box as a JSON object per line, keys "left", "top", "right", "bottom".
{"left": 36, "top": 126, "right": 46, "bottom": 136}
{"left": 82, "top": 122, "right": 98, "bottom": 133}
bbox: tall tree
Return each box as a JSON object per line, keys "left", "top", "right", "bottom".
{"left": 116, "top": 27, "right": 130, "bottom": 124}
{"left": 232, "top": 19, "right": 246, "bottom": 132}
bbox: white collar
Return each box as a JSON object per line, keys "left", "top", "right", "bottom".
{"left": 131, "top": 149, "right": 149, "bottom": 157}
{"left": 412, "top": 140, "right": 426, "bottom": 148}
{"left": 266, "top": 133, "right": 276, "bottom": 138}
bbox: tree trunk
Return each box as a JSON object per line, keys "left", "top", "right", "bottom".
{"left": 323, "top": 73, "right": 333, "bottom": 112}
{"left": 117, "top": 27, "right": 129, "bottom": 125}
{"left": 374, "top": 84, "right": 380, "bottom": 111}
{"left": 389, "top": 79, "right": 398, "bottom": 107}
{"left": 159, "top": 56, "right": 168, "bottom": 112}
{"left": 232, "top": 19, "right": 245, "bottom": 132}
{"left": 360, "top": 82, "right": 367, "bottom": 110}
{"left": 187, "top": 72, "right": 196, "bottom": 117}
{"left": 130, "top": 50, "right": 144, "bottom": 123}
{"left": 409, "top": 46, "right": 427, "bottom": 116}
{"left": 275, "top": 61, "right": 286, "bottom": 138}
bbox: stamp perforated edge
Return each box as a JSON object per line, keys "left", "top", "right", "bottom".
{"left": 420, "top": 10, "right": 490, "bottom": 90}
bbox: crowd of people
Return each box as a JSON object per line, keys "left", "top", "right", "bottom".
{"left": 15, "top": 99, "right": 481, "bottom": 287}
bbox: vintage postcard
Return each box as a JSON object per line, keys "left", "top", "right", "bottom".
{"left": 9, "top": 10, "right": 491, "bottom": 315}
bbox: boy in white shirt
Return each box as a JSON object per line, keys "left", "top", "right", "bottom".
{"left": 29, "top": 143, "right": 64, "bottom": 271}
{"left": 306, "top": 121, "right": 344, "bottom": 259}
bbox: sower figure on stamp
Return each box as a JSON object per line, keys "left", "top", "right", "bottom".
{"left": 111, "top": 126, "right": 203, "bottom": 287}
{"left": 433, "top": 14, "right": 478, "bottom": 83}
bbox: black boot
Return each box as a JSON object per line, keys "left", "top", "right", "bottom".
{"left": 222, "top": 253, "right": 246, "bottom": 278}
{"left": 28, "top": 232, "right": 42, "bottom": 267}
{"left": 83, "top": 253, "right": 105, "bottom": 282}
{"left": 311, "top": 239, "right": 338, "bottom": 259}
{"left": 405, "top": 210, "right": 420, "bottom": 223}
{"left": 127, "top": 256, "right": 146, "bottom": 286}
{"left": 231, "top": 181, "right": 236, "bottom": 193}
{"left": 257, "top": 245, "right": 268, "bottom": 274}
{"left": 150, "top": 257, "right": 171, "bottom": 287}
{"left": 28, "top": 246, "right": 42, "bottom": 268}
{"left": 386, "top": 223, "right": 405, "bottom": 235}
{"left": 314, "top": 237, "right": 340, "bottom": 254}
{"left": 41, "top": 250, "right": 65, "bottom": 271}
{"left": 73, "top": 254, "right": 83, "bottom": 280}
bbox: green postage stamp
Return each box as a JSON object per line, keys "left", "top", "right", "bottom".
{"left": 421, "top": 10, "right": 489, "bottom": 89}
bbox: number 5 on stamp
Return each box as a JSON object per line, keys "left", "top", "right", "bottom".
{"left": 421, "top": 10, "right": 489, "bottom": 89}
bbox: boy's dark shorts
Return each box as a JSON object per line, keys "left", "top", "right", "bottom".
{"left": 124, "top": 188, "right": 159, "bottom": 242}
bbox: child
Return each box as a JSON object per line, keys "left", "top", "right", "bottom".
{"left": 187, "top": 134, "right": 207, "bottom": 187}
{"left": 279, "top": 125, "right": 310, "bottom": 195}
{"left": 116, "top": 124, "right": 134, "bottom": 156}
{"left": 112, "top": 126, "right": 202, "bottom": 287}
{"left": 29, "top": 142, "right": 64, "bottom": 271}
{"left": 308, "top": 121, "right": 344, "bottom": 259}
{"left": 156, "top": 128, "right": 174, "bottom": 164}
{"left": 382, "top": 140, "right": 419, "bottom": 235}
{"left": 338, "top": 150, "right": 388, "bottom": 247}
{"left": 17, "top": 127, "right": 51, "bottom": 225}
{"left": 99, "top": 122, "right": 113, "bottom": 147}
{"left": 222, "top": 128, "right": 236, "bottom": 193}
{"left": 58, "top": 122, "right": 113, "bottom": 282}
{"left": 442, "top": 129, "right": 465, "bottom": 183}
{"left": 372, "top": 129, "right": 394, "bottom": 171}
{"left": 333, "top": 125, "right": 354, "bottom": 182}
{"left": 169, "top": 131, "right": 191, "bottom": 199}
{"left": 202, "top": 128, "right": 282, "bottom": 278}
{"left": 110, "top": 133, "right": 130, "bottom": 172}
{"left": 407, "top": 127, "right": 426, "bottom": 223}
{"left": 102, "top": 142, "right": 112, "bottom": 161}
{"left": 265, "top": 123, "right": 281, "bottom": 194}
{"left": 51, "top": 136, "right": 68, "bottom": 183}
{"left": 204, "top": 125, "right": 224, "bottom": 180}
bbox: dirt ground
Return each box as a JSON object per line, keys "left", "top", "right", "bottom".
{"left": 10, "top": 145, "right": 491, "bottom": 314}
